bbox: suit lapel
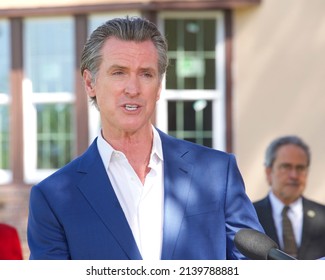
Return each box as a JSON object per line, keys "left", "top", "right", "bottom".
{"left": 263, "top": 197, "right": 280, "bottom": 245}
{"left": 299, "top": 199, "right": 315, "bottom": 256}
{"left": 158, "top": 131, "right": 193, "bottom": 260}
{"left": 76, "top": 133, "right": 194, "bottom": 260}
{"left": 76, "top": 140, "right": 142, "bottom": 260}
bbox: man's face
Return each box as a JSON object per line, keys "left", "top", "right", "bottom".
{"left": 83, "top": 37, "right": 162, "bottom": 136}
{"left": 265, "top": 144, "right": 309, "bottom": 204}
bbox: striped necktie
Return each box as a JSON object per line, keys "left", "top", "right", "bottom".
{"left": 282, "top": 206, "right": 298, "bottom": 258}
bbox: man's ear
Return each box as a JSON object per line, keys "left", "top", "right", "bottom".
{"left": 265, "top": 166, "right": 273, "bottom": 186}
{"left": 156, "top": 83, "right": 162, "bottom": 102}
{"left": 82, "top": 70, "right": 95, "bottom": 97}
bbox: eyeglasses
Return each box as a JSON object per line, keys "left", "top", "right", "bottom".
{"left": 277, "top": 163, "right": 308, "bottom": 174}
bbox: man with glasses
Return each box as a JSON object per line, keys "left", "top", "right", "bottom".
{"left": 254, "top": 135, "right": 325, "bottom": 259}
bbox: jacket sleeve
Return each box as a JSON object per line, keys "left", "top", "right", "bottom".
{"left": 27, "top": 184, "right": 70, "bottom": 260}
{"left": 224, "top": 154, "right": 265, "bottom": 259}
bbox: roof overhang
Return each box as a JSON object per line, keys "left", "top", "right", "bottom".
{"left": 0, "top": 0, "right": 261, "bottom": 17}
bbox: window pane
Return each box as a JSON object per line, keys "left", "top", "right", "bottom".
{"left": 0, "top": 20, "right": 10, "bottom": 94}
{"left": 205, "top": 59, "right": 216, "bottom": 90}
{"left": 166, "top": 58, "right": 177, "bottom": 89}
{"left": 184, "top": 20, "right": 199, "bottom": 52}
{"left": 0, "top": 20, "right": 10, "bottom": 170}
{"left": 167, "top": 100, "right": 213, "bottom": 147}
{"left": 165, "top": 18, "right": 216, "bottom": 90}
{"left": 0, "top": 106, "right": 9, "bottom": 169}
{"left": 165, "top": 19, "right": 177, "bottom": 51}
{"left": 24, "top": 18, "right": 75, "bottom": 93}
{"left": 36, "top": 104, "right": 73, "bottom": 169}
{"left": 203, "top": 20, "right": 216, "bottom": 51}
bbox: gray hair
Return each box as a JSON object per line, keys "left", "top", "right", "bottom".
{"left": 264, "top": 135, "right": 311, "bottom": 167}
{"left": 81, "top": 16, "right": 168, "bottom": 105}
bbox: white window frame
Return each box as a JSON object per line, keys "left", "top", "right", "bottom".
{"left": 0, "top": 19, "right": 11, "bottom": 184}
{"left": 156, "top": 12, "right": 226, "bottom": 151}
{"left": 23, "top": 79, "right": 75, "bottom": 184}
{"left": 0, "top": 94, "right": 11, "bottom": 184}
{"left": 23, "top": 17, "right": 75, "bottom": 184}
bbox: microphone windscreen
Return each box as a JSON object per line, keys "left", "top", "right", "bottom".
{"left": 234, "top": 228, "right": 278, "bottom": 260}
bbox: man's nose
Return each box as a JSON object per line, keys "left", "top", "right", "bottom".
{"left": 288, "top": 167, "right": 300, "bottom": 177}
{"left": 124, "top": 76, "right": 140, "bottom": 96}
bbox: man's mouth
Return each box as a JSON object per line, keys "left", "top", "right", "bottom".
{"left": 125, "top": 104, "right": 139, "bottom": 111}
{"left": 287, "top": 182, "right": 300, "bottom": 187}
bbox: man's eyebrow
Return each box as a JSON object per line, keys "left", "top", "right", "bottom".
{"left": 139, "top": 67, "right": 156, "bottom": 73}
{"left": 107, "top": 64, "right": 156, "bottom": 72}
{"left": 108, "top": 64, "right": 127, "bottom": 70}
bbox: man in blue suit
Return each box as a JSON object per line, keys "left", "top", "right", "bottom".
{"left": 27, "top": 16, "right": 263, "bottom": 260}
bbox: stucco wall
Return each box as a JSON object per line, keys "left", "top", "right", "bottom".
{"left": 234, "top": 0, "right": 325, "bottom": 203}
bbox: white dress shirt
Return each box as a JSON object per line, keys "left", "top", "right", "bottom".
{"left": 269, "top": 191, "right": 303, "bottom": 249}
{"left": 97, "top": 127, "right": 164, "bottom": 260}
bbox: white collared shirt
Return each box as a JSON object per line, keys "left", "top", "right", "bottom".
{"left": 97, "top": 127, "right": 164, "bottom": 260}
{"left": 269, "top": 191, "right": 303, "bottom": 249}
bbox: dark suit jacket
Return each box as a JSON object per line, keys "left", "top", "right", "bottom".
{"left": 254, "top": 195, "right": 325, "bottom": 259}
{"left": 27, "top": 129, "right": 263, "bottom": 260}
{"left": 0, "top": 223, "right": 23, "bottom": 260}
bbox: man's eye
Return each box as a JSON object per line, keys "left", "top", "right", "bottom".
{"left": 112, "top": 71, "right": 123, "bottom": 75}
{"left": 143, "top": 72, "right": 153, "bottom": 78}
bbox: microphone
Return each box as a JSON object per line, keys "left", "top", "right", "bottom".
{"left": 234, "top": 228, "right": 296, "bottom": 260}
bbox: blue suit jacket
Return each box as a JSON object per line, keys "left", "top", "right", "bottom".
{"left": 28, "top": 129, "right": 263, "bottom": 260}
